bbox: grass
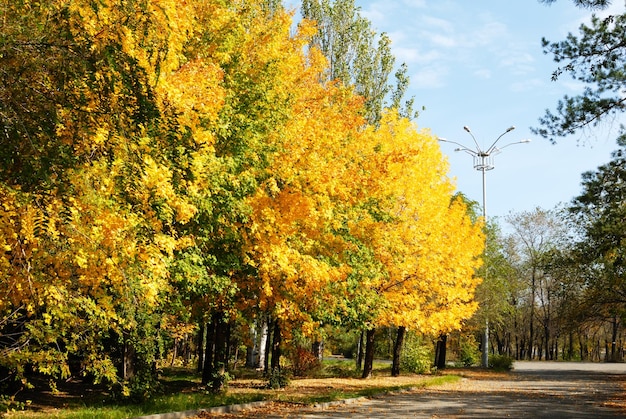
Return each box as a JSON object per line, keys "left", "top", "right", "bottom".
{"left": 4, "top": 359, "right": 462, "bottom": 419}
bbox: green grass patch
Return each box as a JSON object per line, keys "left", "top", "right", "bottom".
{"left": 5, "top": 363, "right": 460, "bottom": 419}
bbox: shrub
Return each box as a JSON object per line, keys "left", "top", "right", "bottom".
{"left": 458, "top": 335, "right": 481, "bottom": 367}
{"left": 489, "top": 354, "right": 514, "bottom": 371}
{"left": 400, "top": 334, "right": 433, "bottom": 374}
{"left": 289, "top": 347, "right": 321, "bottom": 377}
{"left": 266, "top": 367, "right": 290, "bottom": 389}
{"left": 0, "top": 395, "right": 28, "bottom": 413}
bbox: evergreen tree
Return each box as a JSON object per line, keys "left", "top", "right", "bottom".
{"left": 535, "top": 0, "right": 626, "bottom": 143}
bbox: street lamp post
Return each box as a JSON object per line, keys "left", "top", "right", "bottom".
{"left": 439, "top": 126, "right": 530, "bottom": 368}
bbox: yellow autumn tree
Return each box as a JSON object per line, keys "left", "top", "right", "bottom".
{"left": 0, "top": 0, "right": 484, "bottom": 395}
{"left": 337, "top": 111, "right": 484, "bottom": 378}
{"left": 0, "top": 0, "right": 228, "bottom": 395}
{"left": 238, "top": 12, "right": 363, "bottom": 369}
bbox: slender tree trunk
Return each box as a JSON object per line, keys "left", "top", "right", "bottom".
{"left": 201, "top": 318, "right": 216, "bottom": 385}
{"left": 197, "top": 322, "right": 205, "bottom": 372}
{"left": 356, "top": 331, "right": 364, "bottom": 370}
{"left": 270, "top": 321, "right": 282, "bottom": 371}
{"left": 528, "top": 268, "right": 536, "bottom": 360}
{"left": 543, "top": 324, "right": 551, "bottom": 361}
{"left": 170, "top": 338, "right": 178, "bottom": 367}
{"left": 263, "top": 318, "right": 272, "bottom": 375}
{"left": 122, "top": 333, "right": 136, "bottom": 380}
{"left": 568, "top": 332, "right": 574, "bottom": 361}
{"left": 579, "top": 334, "right": 584, "bottom": 361}
{"left": 611, "top": 315, "right": 618, "bottom": 362}
{"left": 312, "top": 340, "right": 324, "bottom": 361}
{"left": 225, "top": 321, "right": 232, "bottom": 368}
{"left": 391, "top": 326, "right": 406, "bottom": 377}
{"left": 245, "top": 322, "right": 257, "bottom": 368}
{"left": 361, "top": 329, "right": 376, "bottom": 379}
{"left": 435, "top": 333, "right": 448, "bottom": 370}
{"left": 258, "top": 318, "right": 269, "bottom": 370}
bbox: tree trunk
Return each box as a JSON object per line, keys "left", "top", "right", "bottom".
{"left": 270, "top": 321, "right": 282, "bottom": 371}
{"left": 263, "top": 318, "right": 272, "bottom": 375}
{"left": 356, "top": 330, "right": 364, "bottom": 370}
{"left": 246, "top": 322, "right": 258, "bottom": 368}
{"left": 197, "top": 322, "right": 205, "bottom": 372}
{"left": 528, "top": 269, "right": 536, "bottom": 360}
{"left": 391, "top": 326, "right": 406, "bottom": 377}
{"left": 170, "top": 338, "right": 178, "bottom": 367}
{"left": 122, "top": 334, "right": 136, "bottom": 380}
{"left": 361, "top": 328, "right": 376, "bottom": 379}
{"left": 312, "top": 340, "right": 324, "bottom": 361}
{"left": 543, "top": 322, "right": 551, "bottom": 361}
{"left": 611, "top": 315, "right": 618, "bottom": 362}
{"left": 435, "top": 333, "right": 448, "bottom": 370}
{"left": 214, "top": 315, "right": 227, "bottom": 374}
{"left": 202, "top": 311, "right": 230, "bottom": 392}
{"left": 201, "top": 319, "right": 216, "bottom": 385}
{"left": 258, "top": 317, "right": 269, "bottom": 370}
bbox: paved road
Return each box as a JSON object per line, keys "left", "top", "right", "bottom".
{"left": 261, "top": 362, "right": 626, "bottom": 418}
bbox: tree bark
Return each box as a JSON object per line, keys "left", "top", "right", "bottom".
{"left": 312, "top": 340, "right": 324, "bottom": 361}
{"left": 263, "top": 318, "right": 272, "bottom": 375}
{"left": 245, "top": 322, "right": 257, "bottom": 368}
{"left": 201, "top": 318, "right": 216, "bottom": 385}
{"left": 356, "top": 330, "right": 364, "bottom": 370}
{"left": 202, "top": 311, "right": 230, "bottom": 392}
{"left": 258, "top": 317, "right": 269, "bottom": 370}
{"left": 435, "top": 333, "right": 448, "bottom": 370}
{"left": 122, "top": 333, "right": 136, "bottom": 380}
{"left": 197, "top": 322, "right": 205, "bottom": 372}
{"left": 214, "top": 315, "right": 227, "bottom": 373}
{"left": 391, "top": 326, "right": 406, "bottom": 377}
{"left": 270, "top": 321, "right": 282, "bottom": 371}
{"left": 611, "top": 315, "right": 618, "bottom": 362}
{"left": 361, "top": 328, "right": 376, "bottom": 379}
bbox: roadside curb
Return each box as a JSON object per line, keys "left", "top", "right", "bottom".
{"left": 133, "top": 395, "right": 375, "bottom": 419}
{"left": 132, "top": 400, "right": 270, "bottom": 419}
{"left": 133, "top": 386, "right": 425, "bottom": 418}
{"left": 312, "top": 395, "right": 369, "bottom": 409}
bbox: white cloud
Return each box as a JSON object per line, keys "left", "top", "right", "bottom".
{"left": 421, "top": 15, "right": 455, "bottom": 34}
{"left": 411, "top": 67, "right": 449, "bottom": 89}
{"left": 499, "top": 50, "right": 535, "bottom": 75}
{"left": 510, "top": 78, "right": 543, "bottom": 92}
{"left": 393, "top": 47, "right": 443, "bottom": 65}
{"left": 401, "top": 0, "right": 427, "bottom": 8}
{"left": 560, "top": 79, "right": 586, "bottom": 93}
{"left": 473, "top": 68, "right": 492, "bottom": 79}
{"left": 470, "top": 19, "right": 508, "bottom": 47}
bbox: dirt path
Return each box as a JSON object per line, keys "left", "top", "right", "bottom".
{"left": 203, "top": 361, "right": 626, "bottom": 418}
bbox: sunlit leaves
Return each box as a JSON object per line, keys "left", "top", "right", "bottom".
{"left": 0, "top": 0, "right": 485, "bottom": 393}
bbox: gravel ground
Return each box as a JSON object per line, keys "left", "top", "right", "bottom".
{"left": 196, "top": 361, "right": 626, "bottom": 418}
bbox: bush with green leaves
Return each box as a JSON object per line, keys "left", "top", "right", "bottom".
{"left": 266, "top": 368, "right": 290, "bottom": 389}
{"left": 457, "top": 335, "right": 481, "bottom": 367}
{"left": 489, "top": 354, "right": 514, "bottom": 371}
{"left": 0, "top": 394, "right": 28, "bottom": 413}
{"left": 400, "top": 333, "right": 433, "bottom": 374}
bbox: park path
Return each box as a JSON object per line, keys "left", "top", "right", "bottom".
{"left": 204, "top": 361, "right": 626, "bottom": 418}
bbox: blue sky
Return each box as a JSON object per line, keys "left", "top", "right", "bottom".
{"left": 289, "top": 1, "right": 625, "bottom": 220}
{"left": 359, "top": 0, "right": 625, "bottom": 220}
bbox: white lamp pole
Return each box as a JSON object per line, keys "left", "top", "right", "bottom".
{"left": 439, "top": 126, "right": 530, "bottom": 368}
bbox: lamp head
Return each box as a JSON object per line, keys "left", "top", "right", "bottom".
{"left": 506, "top": 126, "right": 515, "bottom": 133}
{"left": 463, "top": 126, "right": 471, "bottom": 133}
